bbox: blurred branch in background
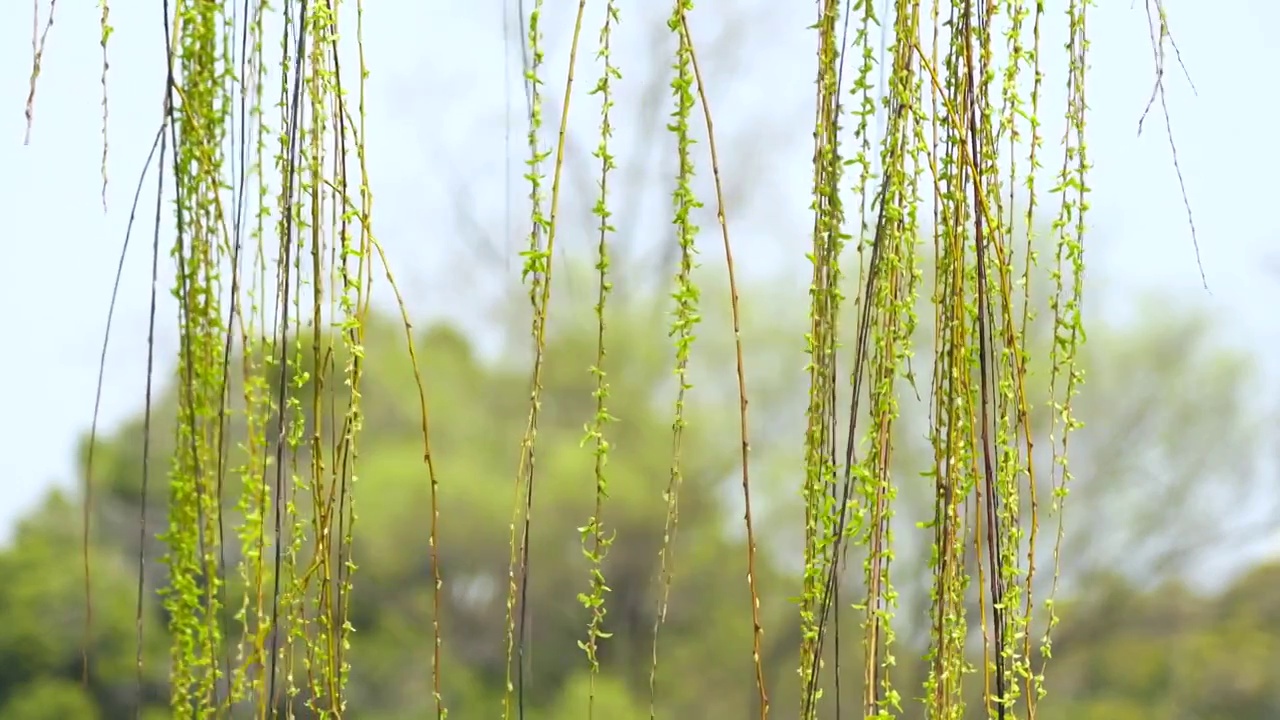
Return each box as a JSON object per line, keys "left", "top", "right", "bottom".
{"left": 1062, "top": 293, "right": 1277, "bottom": 589}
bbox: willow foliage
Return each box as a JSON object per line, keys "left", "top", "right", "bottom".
{"left": 21, "top": 0, "right": 1191, "bottom": 717}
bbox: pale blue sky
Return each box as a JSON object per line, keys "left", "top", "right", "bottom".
{"left": 2, "top": 0, "right": 1277, "bottom": 543}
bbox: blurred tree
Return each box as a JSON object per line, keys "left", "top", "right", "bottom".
{"left": 1058, "top": 293, "right": 1274, "bottom": 588}
{"left": 541, "top": 672, "right": 648, "bottom": 720}
{"left": 0, "top": 678, "right": 102, "bottom": 720}
{"left": 0, "top": 491, "right": 169, "bottom": 718}
{"left": 34, "top": 289, "right": 795, "bottom": 718}
{"left": 1040, "top": 562, "right": 1280, "bottom": 720}
{"left": 3, "top": 277, "right": 1275, "bottom": 718}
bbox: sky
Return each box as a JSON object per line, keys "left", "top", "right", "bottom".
{"left": 1, "top": 0, "right": 1277, "bottom": 548}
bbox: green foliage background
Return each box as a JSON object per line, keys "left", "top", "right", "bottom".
{"left": 3, "top": 291, "right": 1278, "bottom": 719}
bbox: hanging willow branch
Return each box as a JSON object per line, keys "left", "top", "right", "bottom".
{"left": 59, "top": 0, "right": 438, "bottom": 716}
{"left": 793, "top": 0, "right": 1098, "bottom": 718}
{"left": 15, "top": 0, "right": 1198, "bottom": 717}
{"left": 650, "top": 0, "right": 704, "bottom": 713}
{"left": 576, "top": 2, "right": 619, "bottom": 718}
